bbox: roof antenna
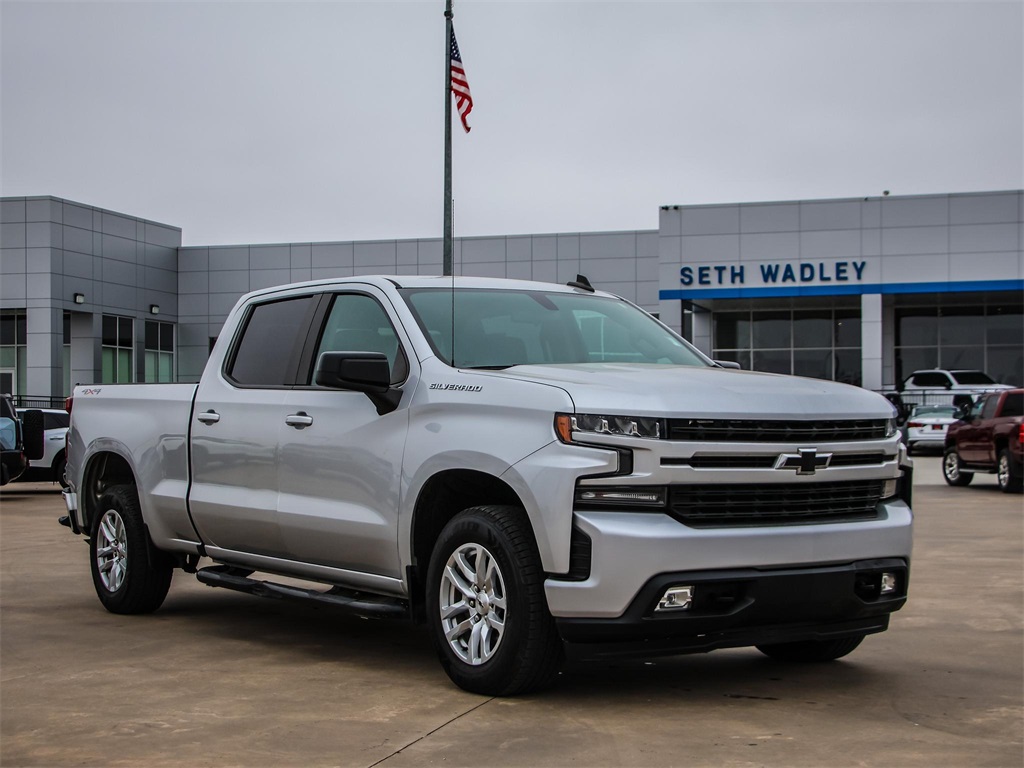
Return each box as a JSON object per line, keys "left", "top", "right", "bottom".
{"left": 567, "top": 274, "right": 595, "bottom": 292}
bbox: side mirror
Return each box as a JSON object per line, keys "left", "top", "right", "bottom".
{"left": 315, "top": 351, "right": 390, "bottom": 393}
{"left": 944, "top": 380, "right": 953, "bottom": 390}
{"left": 714, "top": 360, "right": 742, "bottom": 370}
{"left": 314, "top": 352, "right": 401, "bottom": 415}
{"left": 954, "top": 403, "right": 971, "bottom": 420}
{"left": 21, "top": 409, "right": 45, "bottom": 461}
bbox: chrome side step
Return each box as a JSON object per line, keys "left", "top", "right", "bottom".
{"left": 195, "top": 565, "right": 409, "bottom": 620}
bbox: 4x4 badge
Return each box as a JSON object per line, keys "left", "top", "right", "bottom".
{"left": 775, "top": 448, "right": 832, "bottom": 475}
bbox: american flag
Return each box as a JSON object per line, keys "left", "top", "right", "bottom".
{"left": 449, "top": 25, "right": 473, "bottom": 133}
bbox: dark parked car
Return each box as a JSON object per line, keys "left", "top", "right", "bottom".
{"left": 943, "top": 389, "right": 1024, "bottom": 494}
{"left": 0, "top": 395, "right": 45, "bottom": 486}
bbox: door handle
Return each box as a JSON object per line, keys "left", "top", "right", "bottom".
{"left": 196, "top": 410, "right": 221, "bottom": 424}
{"left": 285, "top": 412, "right": 313, "bottom": 429}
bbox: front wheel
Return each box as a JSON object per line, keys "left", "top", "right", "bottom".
{"left": 89, "top": 484, "right": 173, "bottom": 614}
{"left": 426, "top": 505, "right": 563, "bottom": 695}
{"left": 943, "top": 448, "right": 973, "bottom": 486}
{"left": 997, "top": 449, "right": 1023, "bottom": 493}
{"left": 757, "top": 634, "right": 865, "bottom": 662}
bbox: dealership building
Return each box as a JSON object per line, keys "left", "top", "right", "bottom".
{"left": 1, "top": 189, "right": 1021, "bottom": 404}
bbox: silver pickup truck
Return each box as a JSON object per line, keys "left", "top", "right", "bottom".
{"left": 62, "top": 276, "right": 913, "bottom": 695}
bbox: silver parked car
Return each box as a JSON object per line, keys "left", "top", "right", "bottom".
{"left": 900, "top": 404, "right": 958, "bottom": 454}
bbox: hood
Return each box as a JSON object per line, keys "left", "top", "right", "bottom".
{"left": 481, "top": 364, "right": 896, "bottom": 420}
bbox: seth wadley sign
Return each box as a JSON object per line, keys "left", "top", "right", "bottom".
{"left": 679, "top": 260, "right": 868, "bottom": 287}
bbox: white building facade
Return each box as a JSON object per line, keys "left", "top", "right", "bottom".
{"left": 1, "top": 190, "right": 1020, "bottom": 404}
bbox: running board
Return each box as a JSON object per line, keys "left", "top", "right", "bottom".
{"left": 195, "top": 565, "right": 409, "bottom": 620}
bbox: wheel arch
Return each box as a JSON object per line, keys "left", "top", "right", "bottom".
{"left": 81, "top": 450, "right": 137, "bottom": 534}
{"left": 408, "top": 469, "right": 524, "bottom": 620}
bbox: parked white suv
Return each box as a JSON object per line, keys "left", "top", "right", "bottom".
{"left": 900, "top": 369, "right": 1011, "bottom": 392}
{"left": 897, "top": 369, "right": 1013, "bottom": 407}
{"left": 17, "top": 408, "right": 69, "bottom": 487}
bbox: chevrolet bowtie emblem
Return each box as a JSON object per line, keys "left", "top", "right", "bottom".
{"left": 775, "top": 448, "right": 832, "bottom": 475}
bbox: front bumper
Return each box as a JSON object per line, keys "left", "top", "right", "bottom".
{"left": 544, "top": 498, "right": 913, "bottom": 619}
{"left": 556, "top": 558, "right": 908, "bottom": 659}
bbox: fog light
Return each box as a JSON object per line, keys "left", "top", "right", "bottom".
{"left": 880, "top": 572, "right": 897, "bottom": 595}
{"left": 656, "top": 585, "right": 694, "bottom": 612}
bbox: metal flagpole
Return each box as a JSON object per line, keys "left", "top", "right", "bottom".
{"left": 443, "top": 0, "right": 453, "bottom": 277}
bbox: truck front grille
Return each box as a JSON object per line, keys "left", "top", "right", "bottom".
{"left": 668, "top": 480, "right": 884, "bottom": 527}
{"left": 666, "top": 419, "right": 889, "bottom": 442}
{"left": 662, "top": 453, "right": 892, "bottom": 469}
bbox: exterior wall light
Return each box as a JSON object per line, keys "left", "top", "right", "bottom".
{"left": 150, "top": 305, "right": 160, "bottom": 315}
{"left": 73, "top": 293, "right": 85, "bottom": 304}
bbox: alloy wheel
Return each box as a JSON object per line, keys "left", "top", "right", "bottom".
{"left": 439, "top": 543, "right": 507, "bottom": 665}
{"left": 95, "top": 509, "right": 128, "bottom": 592}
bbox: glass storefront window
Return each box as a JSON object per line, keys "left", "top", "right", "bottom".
{"left": 938, "top": 306, "right": 984, "bottom": 347}
{"left": 714, "top": 312, "right": 750, "bottom": 350}
{"left": 144, "top": 320, "right": 175, "bottom": 383}
{"left": 752, "top": 311, "right": 791, "bottom": 348}
{"left": 0, "top": 310, "right": 27, "bottom": 395}
{"left": 793, "top": 311, "right": 832, "bottom": 348}
{"left": 897, "top": 308, "right": 938, "bottom": 347}
{"left": 834, "top": 310, "right": 861, "bottom": 347}
{"left": 101, "top": 314, "right": 133, "bottom": 384}
{"left": 895, "top": 295, "right": 1023, "bottom": 385}
{"left": 713, "top": 307, "right": 861, "bottom": 385}
{"left": 793, "top": 349, "right": 832, "bottom": 379}
{"left": 752, "top": 350, "right": 791, "bottom": 375}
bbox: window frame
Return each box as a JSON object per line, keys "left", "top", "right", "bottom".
{"left": 223, "top": 293, "right": 322, "bottom": 390}
{"left": 295, "top": 291, "right": 411, "bottom": 389}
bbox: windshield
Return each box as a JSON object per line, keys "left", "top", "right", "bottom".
{"left": 400, "top": 288, "right": 711, "bottom": 369}
{"left": 952, "top": 371, "right": 996, "bottom": 385}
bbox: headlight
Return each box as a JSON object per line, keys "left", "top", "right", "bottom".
{"left": 885, "top": 418, "right": 898, "bottom": 438}
{"left": 555, "top": 413, "right": 663, "bottom": 443}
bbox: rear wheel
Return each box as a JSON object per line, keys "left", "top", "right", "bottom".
{"left": 757, "top": 635, "right": 865, "bottom": 662}
{"left": 426, "top": 505, "right": 562, "bottom": 695}
{"left": 943, "top": 448, "right": 973, "bottom": 486}
{"left": 996, "top": 449, "right": 1023, "bottom": 493}
{"left": 89, "top": 484, "right": 172, "bottom": 614}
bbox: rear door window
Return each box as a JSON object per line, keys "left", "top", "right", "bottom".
{"left": 43, "top": 412, "right": 69, "bottom": 430}
{"left": 228, "top": 295, "right": 316, "bottom": 387}
{"left": 999, "top": 393, "right": 1023, "bottom": 417}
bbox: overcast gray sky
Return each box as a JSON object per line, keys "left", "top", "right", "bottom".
{"left": 2, "top": 0, "right": 1021, "bottom": 246}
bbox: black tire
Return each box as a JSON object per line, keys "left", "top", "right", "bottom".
{"left": 905, "top": 442, "right": 915, "bottom": 456}
{"left": 942, "top": 448, "right": 973, "bottom": 487}
{"left": 89, "top": 484, "right": 172, "bottom": 614}
{"left": 756, "top": 634, "right": 865, "bottom": 662}
{"left": 426, "top": 505, "right": 563, "bottom": 696}
{"left": 53, "top": 453, "right": 68, "bottom": 489}
{"left": 996, "top": 449, "right": 1023, "bottom": 494}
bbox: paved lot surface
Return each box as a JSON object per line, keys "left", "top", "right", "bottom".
{"left": 1, "top": 455, "right": 1021, "bottom": 767}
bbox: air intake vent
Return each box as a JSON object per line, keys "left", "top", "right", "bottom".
{"left": 668, "top": 480, "right": 884, "bottom": 527}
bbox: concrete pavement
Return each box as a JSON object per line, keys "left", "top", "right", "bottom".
{"left": 1, "top": 455, "right": 1021, "bottom": 767}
